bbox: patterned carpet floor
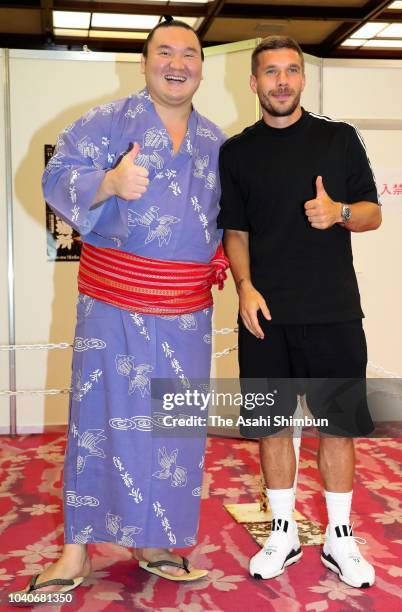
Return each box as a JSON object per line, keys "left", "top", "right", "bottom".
{"left": 0, "top": 432, "right": 401, "bottom": 611}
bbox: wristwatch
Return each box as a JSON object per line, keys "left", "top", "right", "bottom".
{"left": 341, "top": 203, "right": 352, "bottom": 222}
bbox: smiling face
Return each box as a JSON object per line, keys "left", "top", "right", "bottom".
{"left": 250, "top": 47, "right": 305, "bottom": 125}
{"left": 141, "top": 26, "right": 203, "bottom": 111}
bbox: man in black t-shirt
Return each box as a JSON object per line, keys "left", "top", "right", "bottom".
{"left": 218, "top": 36, "right": 381, "bottom": 588}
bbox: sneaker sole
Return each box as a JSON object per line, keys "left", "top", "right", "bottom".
{"left": 252, "top": 548, "right": 303, "bottom": 580}
{"left": 320, "top": 553, "right": 374, "bottom": 588}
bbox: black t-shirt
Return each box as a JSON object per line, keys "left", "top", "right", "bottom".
{"left": 217, "top": 109, "right": 379, "bottom": 325}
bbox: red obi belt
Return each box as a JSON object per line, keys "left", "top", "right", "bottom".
{"left": 78, "top": 242, "right": 230, "bottom": 315}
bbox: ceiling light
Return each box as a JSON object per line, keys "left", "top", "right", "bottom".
{"left": 53, "top": 11, "right": 91, "bottom": 29}
{"left": 363, "top": 38, "right": 402, "bottom": 47}
{"left": 341, "top": 39, "right": 367, "bottom": 47}
{"left": 91, "top": 13, "right": 159, "bottom": 30}
{"left": 351, "top": 23, "right": 389, "bottom": 38}
{"left": 388, "top": 1, "right": 402, "bottom": 8}
{"left": 89, "top": 30, "right": 148, "bottom": 40}
{"left": 54, "top": 28, "right": 89, "bottom": 37}
{"left": 377, "top": 23, "right": 402, "bottom": 36}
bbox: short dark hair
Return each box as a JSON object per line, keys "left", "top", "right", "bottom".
{"left": 142, "top": 19, "right": 204, "bottom": 61}
{"left": 251, "top": 36, "right": 304, "bottom": 75}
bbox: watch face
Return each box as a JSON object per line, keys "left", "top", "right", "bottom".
{"left": 342, "top": 205, "right": 351, "bottom": 221}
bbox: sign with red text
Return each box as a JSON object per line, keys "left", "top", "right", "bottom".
{"left": 375, "top": 169, "right": 402, "bottom": 212}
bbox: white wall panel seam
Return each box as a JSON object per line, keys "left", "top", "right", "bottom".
{"left": 4, "top": 49, "right": 16, "bottom": 436}
{"left": 319, "top": 57, "right": 323, "bottom": 115}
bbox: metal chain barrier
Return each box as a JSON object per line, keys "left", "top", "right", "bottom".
{"left": 6, "top": 352, "right": 401, "bottom": 399}
{"left": 212, "top": 327, "right": 238, "bottom": 335}
{"left": 0, "top": 329, "right": 239, "bottom": 398}
{"left": 0, "top": 342, "right": 71, "bottom": 351}
{"left": 213, "top": 345, "right": 238, "bottom": 359}
{"left": 367, "top": 361, "right": 401, "bottom": 379}
{"left": 0, "top": 389, "right": 71, "bottom": 397}
{"left": 2, "top": 336, "right": 400, "bottom": 398}
{"left": 0, "top": 329, "right": 238, "bottom": 352}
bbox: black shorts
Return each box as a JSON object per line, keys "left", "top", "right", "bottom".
{"left": 238, "top": 317, "right": 374, "bottom": 437}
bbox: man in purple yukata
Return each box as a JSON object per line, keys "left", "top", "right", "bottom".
{"left": 15, "top": 19, "right": 228, "bottom": 597}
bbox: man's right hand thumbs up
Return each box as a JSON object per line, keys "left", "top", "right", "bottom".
{"left": 109, "top": 141, "right": 150, "bottom": 201}
{"left": 125, "top": 141, "right": 141, "bottom": 162}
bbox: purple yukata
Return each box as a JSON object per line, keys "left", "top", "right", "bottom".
{"left": 43, "top": 88, "right": 225, "bottom": 547}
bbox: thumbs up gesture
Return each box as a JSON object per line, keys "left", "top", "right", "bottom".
{"left": 304, "top": 176, "right": 342, "bottom": 229}
{"left": 109, "top": 141, "right": 149, "bottom": 201}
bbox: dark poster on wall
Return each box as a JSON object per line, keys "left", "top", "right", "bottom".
{"left": 44, "top": 144, "right": 82, "bottom": 261}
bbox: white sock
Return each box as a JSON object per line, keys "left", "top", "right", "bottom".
{"left": 324, "top": 490, "right": 353, "bottom": 530}
{"left": 266, "top": 487, "right": 295, "bottom": 521}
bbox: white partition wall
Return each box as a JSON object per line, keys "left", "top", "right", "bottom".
{"left": 8, "top": 50, "right": 144, "bottom": 431}
{"left": 323, "top": 59, "right": 402, "bottom": 120}
{"left": 323, "top": 59, "right": 402, "bottom": 378}
{"left": 302, "top": 52, "right": 322, "bottom": 114}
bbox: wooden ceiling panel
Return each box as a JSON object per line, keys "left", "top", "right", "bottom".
{"left": 204, "top": 17, "right": 343, "bottom": 44}
{"left": 0, "top": 1, "right": 400, "bottom": 58}
{"left": 0, "top": 9, "right": 42, "bottom": 34}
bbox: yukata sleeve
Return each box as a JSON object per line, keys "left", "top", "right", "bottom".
{"left": 42, "top": 105, "right": 119, "bottom": 237}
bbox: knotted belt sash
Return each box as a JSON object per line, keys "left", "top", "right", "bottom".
{"left": 78, "top": 242, "right": 229, "bottom": 315}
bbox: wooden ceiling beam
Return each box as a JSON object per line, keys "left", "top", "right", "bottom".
{"left": 197, "top": 0, "right": 227, "bottom": 39}
{"left": 373, "top": 10, "right": 402, "bottom": 22}
{"left": 221, "top": 4, "right": 362, "bottom": 22}
{"left": 0, "top": 1, "right": 40, "bottom": 6}
{"left": 0, "top": 32, "right": 48, "bottom": 46}
{"left": 222, "top": 4, "right": 402, "bottom": 23}
{"left": 40, "top": 0, "right": 53, "bottom": 37}
{"left": 303, "top": 42, "right": 402, "bottom": 59}
{"left": 329, "top": 47, "right": 402, "bottom": 59}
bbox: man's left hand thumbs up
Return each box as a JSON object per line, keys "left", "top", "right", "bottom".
{"left": 315, "top": 175, "right": 326, "bottom": 197}
{"left": 304, "top": 175, "right": 342, "bottom": 230}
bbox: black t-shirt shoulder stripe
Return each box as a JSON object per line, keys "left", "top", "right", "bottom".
{"left": 307, "top": 111, "right": 380, "bottom": 204}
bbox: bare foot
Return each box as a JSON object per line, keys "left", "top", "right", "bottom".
{"left": 21, "top": 551, "right": 91, "bottom": 593}
{"left": 134, "top": 547, "right": 189, "bottom": 577}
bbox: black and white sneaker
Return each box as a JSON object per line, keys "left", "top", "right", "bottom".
{"left": 321, "top": 524, "right": 375, "bottom": 588}
{"left": 249, "top": 518, "right": 302, "bottom": 579}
